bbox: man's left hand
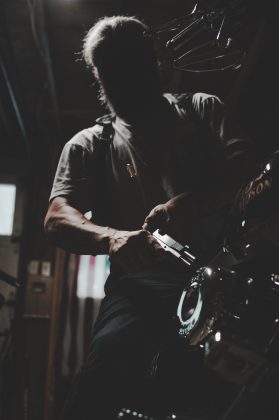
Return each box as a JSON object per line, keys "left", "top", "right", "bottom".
{"left": 142, "top": 192, "right": 198, "bottom": 242}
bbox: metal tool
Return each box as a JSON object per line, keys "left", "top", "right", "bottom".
{"left": 152, "top": 229, "right": 196, "bottom": 267}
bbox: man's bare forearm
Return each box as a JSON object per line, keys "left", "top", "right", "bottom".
{"left": 44, "top": 197, "right": 164, "bottom": 271}
{"left": 44, "top": 197, "right": 116, "bottom": 255}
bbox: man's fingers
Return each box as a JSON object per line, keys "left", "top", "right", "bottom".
{"left": 142, "top": 221, "right": 149, "bottom": 230}
{"left": 138, "top": 240, "right": 165, "bottom": 265}
{"left": 125, "top": 235, "right": 166, "bottom": 272}
{"left": 109, "top": 229, "right": 167, "bottom": 273}
{"left": 143, "top": 212, "right": 168, "bottom": 232}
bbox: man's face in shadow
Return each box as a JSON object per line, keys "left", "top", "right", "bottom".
{"left": 95, "top": 35, "right": 160, "bottom": 117}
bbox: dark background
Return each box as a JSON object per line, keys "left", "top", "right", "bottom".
{"left": 1, "top": 0, "right": 278, "bottom": 174}
{"left": 0, "top": 1, "right": 278, "bottom": 419}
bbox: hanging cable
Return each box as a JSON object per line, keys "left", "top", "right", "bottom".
{"left": 0, "top": 57, "right": 31, "bottom": 164}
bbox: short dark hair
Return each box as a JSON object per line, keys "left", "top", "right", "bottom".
{"left": 82, "top": 16, "right": 157, "bottom": 76}
{"left": 82, "top": 16, "right": 161, "bottom": 111}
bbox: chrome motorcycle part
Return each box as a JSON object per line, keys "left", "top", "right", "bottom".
{"left": 177, "top": 261, "right": 279, "bottom": 386}
{"left": 224, "top": 150, "right": 279, "bottom": 260}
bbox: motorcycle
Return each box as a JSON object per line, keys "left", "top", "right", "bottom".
{"left": 117, "top": 151, "right": 279, "bottom": 419}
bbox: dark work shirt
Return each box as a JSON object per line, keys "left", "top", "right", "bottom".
{"left": 50, "top": 92, "right": 226, "bottom": 234}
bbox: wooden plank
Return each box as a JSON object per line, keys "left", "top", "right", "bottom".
{"left": 44, "top": 248, "right": 66, "bottom": 420}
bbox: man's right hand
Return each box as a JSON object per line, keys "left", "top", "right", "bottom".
{"left": 45, "top": 197, "right": 165, "bottom": 271}
{"left": 108, "top": 229, "right": 165, "bottom": 272}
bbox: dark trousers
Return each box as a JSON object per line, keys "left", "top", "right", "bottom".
{"left": 60, "top": 258, "right": 188, "bottom": 420}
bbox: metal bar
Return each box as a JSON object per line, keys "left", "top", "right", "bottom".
{"left": 0, "top": 270, "right": 20, "bottom": 288}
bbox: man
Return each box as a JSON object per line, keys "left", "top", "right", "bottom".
{"left": 45, "top": 16, "right": 253, "bottom": 420}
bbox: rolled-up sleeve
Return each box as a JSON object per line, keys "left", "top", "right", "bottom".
{"left": 49, "top": 130, "right": 98, "bottom": 213}
{"left": 50, "top": 143, "right": 87, "bottom": 198}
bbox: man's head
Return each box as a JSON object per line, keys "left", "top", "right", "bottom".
{"left": 83, "top": 16, "right": 161, "bottom": 118}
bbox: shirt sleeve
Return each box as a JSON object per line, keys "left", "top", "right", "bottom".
{"left": 192, "top": 92, "right": 224, "bottom": 138}
{"left": 192, "top": 92, "right": 251, "bottom": 159}
{"left": 191, "top": 93, "right": 257, "bottom": 212}
{"left": 49, "top": 141, "right": 94, "bottom": 212}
